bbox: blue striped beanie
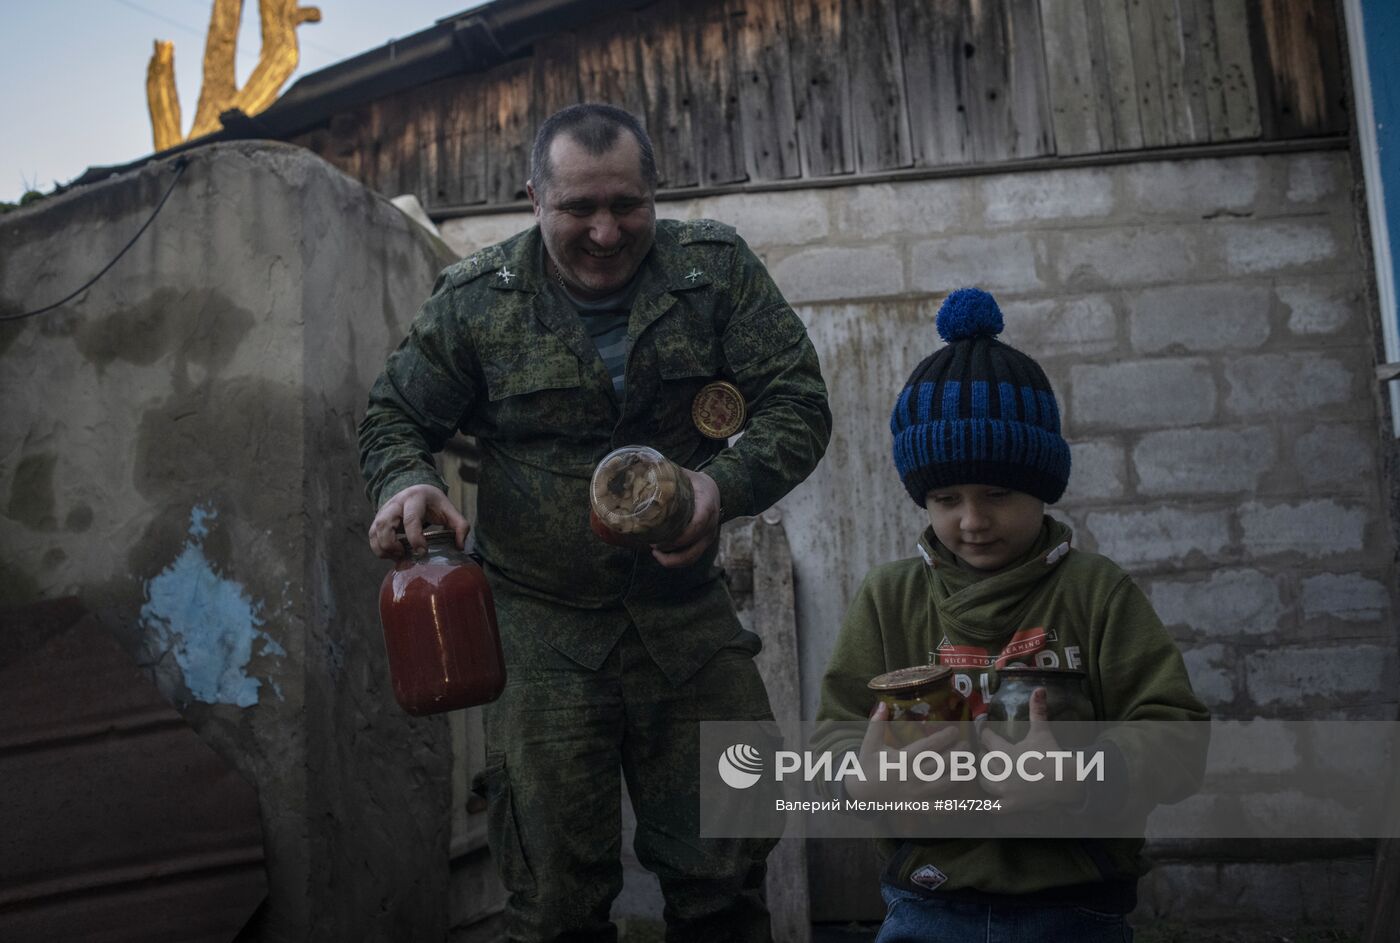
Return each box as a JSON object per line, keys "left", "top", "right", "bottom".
{"left": 891, "top": 288, "right": 1070, "bottom": 506}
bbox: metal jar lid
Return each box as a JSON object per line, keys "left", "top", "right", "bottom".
{"left": 394, "top": 524, "right": 456, "bottom": 551}
{"left": 867, "top": 664, "right": 953, "bottom": 694}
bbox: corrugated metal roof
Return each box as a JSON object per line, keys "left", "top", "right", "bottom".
{"left": 0, "top": 598, "right": 267, "bottom": 942}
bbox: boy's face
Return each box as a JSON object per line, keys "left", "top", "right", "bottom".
{"left": 924, "top": 485, "right": 1045, "bottom": 572}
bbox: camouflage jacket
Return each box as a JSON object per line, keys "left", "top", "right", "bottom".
{"left": 358, "top": 218, "right": 831, "bottom": 680}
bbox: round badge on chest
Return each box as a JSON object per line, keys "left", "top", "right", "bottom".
{"left": 692, "top": 381, "right": 746, "bottom": 439}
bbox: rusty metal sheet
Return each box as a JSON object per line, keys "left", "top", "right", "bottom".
{"left": 0, "top": 598, "right": 266, "bottom": 943}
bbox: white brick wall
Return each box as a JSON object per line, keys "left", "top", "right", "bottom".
{"left": 1278, "top": 277, "right": 1360, "bottom": 336}
{"left": 1053, "top": 227, "right": 1200, "bottom": 287}
{"left": 438, "top": 211, "right": 534, "bottom": 255}
{"left": 1224, "top": 352, "right": 1360, "bottom": 416}
{"left": 1292, "top": 423, "right": 1379, "bottom": 489}
{"left": 909, "top": 232, "right": 1045, "bottom": 294}
{"left": 1300, "top": 573, "right": 1392, "bottom": 622}
{"left": 1149, "top": 569, "right": 1288, "bottom": 637}
{"left": 834, "top": 179, "right": 970, "bottom": 238}
{"left": 769, "top": 245, "right": 903, "bottom": 303}
{"left": 1245, "top": 644, "right": 1398, "bottom": 706}
{"left": 979, "top": 167, "right": 1116, "bottom": 224}
{"left": 1127, "top": 284, "right": 1272, "bottom": 353}
{"left": 667, "top": 190, "right": 832, "bottom": 246}
{"left": 1121, "top": 156, "right": 1263, "bottom": 215}
{"left": 1133, "top": 427, "right": 1277, "bottom": 494}
{"left": 435, "top": 147, "right": 1399, "bottom": 931}
{"left": 1070, "top": 358, "right": 1217, "bottom": 430}
{"left": 1238, "top": 500, "right": 1368, "bottom": 559}
{"left": 1082, "top": 506, "right": 1233, "bottom": 566}
{"left": 1000, "top": 294, "right": 1118, "bottom": 355}
{"left": 1285, "top": 153, "right": 1344, "bottom": 204}
{"left": 437, "top": 149, "right": 1399, "bottom": 727}
{"left": 1218, "top": 220, "right": 1348, "bottom": 274}
{"left": 1179, "top": 643, "right": 1237, "bottom": 707}
{"left": 1062, "top": 438, "right": 1127, "bottom": 501}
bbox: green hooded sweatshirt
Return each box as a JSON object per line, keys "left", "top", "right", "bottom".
{"left": 815, "top": 517, "right": 1209, "bottom": 906}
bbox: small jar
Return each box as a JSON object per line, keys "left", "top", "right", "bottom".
{"left": 868, "top": 664, "right": 969, "bottom": 747}
{"left": 588, "top": 446, "right": 695, "bottom": 549}
{"left": 378, "top": 526, "right": 506, "bottom": 715}
{"left": 985, "top": 666, "right": 1093, "bottom": 743}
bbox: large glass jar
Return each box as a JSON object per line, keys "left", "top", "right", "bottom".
{"left": 985, "top": 666, "right": 1094, "bottom": 743}
{"left": 588, "top": 445, "right": 695, "bottom": 549}
{"left": 378, "top": 526, "right": 506, "bottom": 715}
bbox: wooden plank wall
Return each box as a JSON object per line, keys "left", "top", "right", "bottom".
{"left": 288, "top": 0, "right": 1349, "bottom": 212}
{"left": 1040, "top": 0, "right": 1268, "bottom": 154}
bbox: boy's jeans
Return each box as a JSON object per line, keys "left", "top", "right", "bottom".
{"left": 876, "top": 884, "right": 1134, "bottom": 943}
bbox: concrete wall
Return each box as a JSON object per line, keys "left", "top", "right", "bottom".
{"left": 441, "top": 146, "right": 1400, "bottom": 930}
{"left": 0, "top": 142, "right": 458, "bottom": 942}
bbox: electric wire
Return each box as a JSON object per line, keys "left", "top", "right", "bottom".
{"left": 1, "top": 157, "right": 189, "bottom": 322}
{"left": 111, "top": 0, "right": 259, "bottom": 61}
{"left": 112, "top": 0, "right": 347, "bottom": 60}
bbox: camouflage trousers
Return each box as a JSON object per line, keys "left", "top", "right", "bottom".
{"left": 481, "top": 590, "right": 778, "bottom": 943}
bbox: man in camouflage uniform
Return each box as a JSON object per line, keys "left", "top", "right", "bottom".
{"left": 359, "top": 104, "right": 831, "bottom": 942}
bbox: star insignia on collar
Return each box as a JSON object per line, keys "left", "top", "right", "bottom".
{"left": 685, "top": 268, "right": 703, "bottom": 282}
{"left": 498, "top": 267, "right": 516, "bottom": 284}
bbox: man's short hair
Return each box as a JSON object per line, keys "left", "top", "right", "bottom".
{"left": 530, "top": 104, "right": 659, "bottom": 197}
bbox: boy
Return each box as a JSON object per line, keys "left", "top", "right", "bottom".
{"left": 815, "top": 287, "right": 1208, "bottom": 941}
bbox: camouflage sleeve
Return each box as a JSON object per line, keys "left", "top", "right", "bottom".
{"left": 700, "top": 236, "right": 832, "bottom": 521}
{"left": 357, "top": 278, "right": 478, "bottom": 508}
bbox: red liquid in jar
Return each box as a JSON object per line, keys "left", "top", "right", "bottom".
{"left": 378, "top": 554, "right": 505, "bottom": 715}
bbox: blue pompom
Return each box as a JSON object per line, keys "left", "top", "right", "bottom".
{"left": 936, "top": 288, "right": 1004, "bottom": 343}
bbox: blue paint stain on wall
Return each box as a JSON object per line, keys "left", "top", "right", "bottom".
{"left": 140, "top": 504, "right": 285, "bottom": 707}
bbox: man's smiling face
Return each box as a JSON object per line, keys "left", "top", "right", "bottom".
{"left": 529, "top": 131, "right": 656, "bottom": 300}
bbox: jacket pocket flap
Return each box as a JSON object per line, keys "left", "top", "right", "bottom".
{"left": 483, "top": 353, "right": 581, "bottom": 400}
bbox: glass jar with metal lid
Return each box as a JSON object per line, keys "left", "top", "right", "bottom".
{"left": 378, "top": 525, "right": 505, "bottom": 715}
{"left": 867, "top": 664, "right": 970, "bottom": 747}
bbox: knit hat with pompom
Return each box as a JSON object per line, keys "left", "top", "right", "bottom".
{"left": 890, "top": 287, "right": 1070, "bottom": 505}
